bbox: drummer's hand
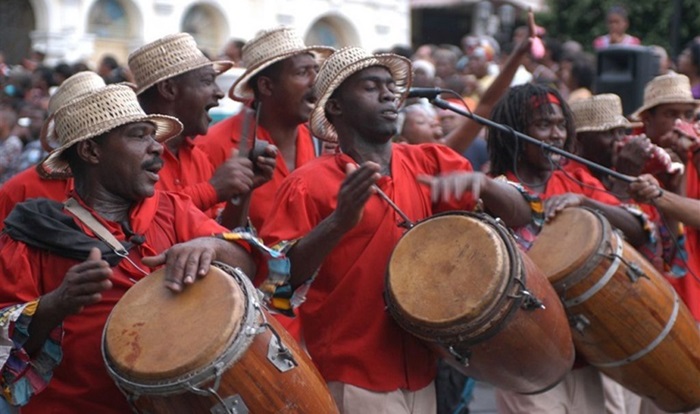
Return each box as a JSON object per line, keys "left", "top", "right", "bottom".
{"left": 615, "top": 136, "right": 651, "bottom": 176}
{"left": 210, "top": 149, "right": 255, "bottom": 201}
{"left": 252, "top": 144, "right": 278, "bottom": 188}
{"left": 44, "top": 247, "right": 113, "bottom": 317}
{"left": 417, "top": 172, "right": 485, "bottom": 203}
{"left": 543, "top": 193, "right": 585, "bottom": 221}
{"left": 142, "top": 237, "right": 224, "bottom": 293}
{"left": 330, "top": 162, "right": 381, "bottom": 232}
{"left": 628, "top": 174, "right": 663, "bottom": 203}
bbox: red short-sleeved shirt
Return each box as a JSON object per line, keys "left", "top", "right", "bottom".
{"left": 195, "top": 112, "right": 318, "bottom": 230}
{"left": 0, "top": 191, "right": 229, "bottom": 414}
{"left": 676, "top": 157, "right": 700, "bottom": 321}
{"left": 260, "top": 143, "right": 475, "bottom": 392}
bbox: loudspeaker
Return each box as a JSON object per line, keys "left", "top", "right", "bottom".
{"left": 595, "top": 45, "right": 659, "bottom": 116}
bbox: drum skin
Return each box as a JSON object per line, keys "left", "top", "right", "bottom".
{"left": 103, "top": 263, "right": 338, "bottom": 414}
{"left": 528, "top": 207, "right": 700, "bottom": 413}
{"left": 386, "top": 212, "right": 574, "bottom": 394}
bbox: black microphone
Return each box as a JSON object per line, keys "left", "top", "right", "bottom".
{"left": 406, "top": 87, "right": 444, "bottom": 100}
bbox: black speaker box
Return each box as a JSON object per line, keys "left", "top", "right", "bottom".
{"left": 595, "top": 45, "right": 660, "bottom": 116}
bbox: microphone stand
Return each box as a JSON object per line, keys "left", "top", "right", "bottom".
{"left": 431, "top": 96, "right": 635, "bottom": 184}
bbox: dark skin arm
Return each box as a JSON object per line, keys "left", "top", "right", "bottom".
{"left": 629, "top": 174, "right": 700, "bottom": 229}
{"left": 440, "top": 32, "right": 533, "bottom": 154}
{"left": 544, "top": 193, "right": 648, "bottom": 247}
{"left": 417, "top": 172, "right": 533, "bottom": 227}
{"left": 287, "top": 162, "right": 381, "bottom": 289}
{"left": 25, "top": 248, "right": 112, "bottom": 356}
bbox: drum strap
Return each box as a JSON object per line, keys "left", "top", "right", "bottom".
{"left": 64, "top": 197, "right": 128, "bottom": 256}
{"left": 64, "top": 198, "right": 149, "bottom": 278}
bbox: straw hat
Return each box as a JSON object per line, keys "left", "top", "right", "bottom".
{"left": 310, "top": 46, "right": 412, "bottom": 143}
{"left": 571, "top": 94, "right": 642, "bottom": 133}
{"left": 40, "top": 84, "right": 183, "bottom": 176}
{"left": 40, "top": 72, "right": 107, "bottom": 149}
{"left": 128, "top": 33, "right": 233, "bottom": 95}
{"left": 229, "top": 26, "right": 335, "bottom": 101}
{"left": 630, "top": 74, "right": 700, "bottom": 120}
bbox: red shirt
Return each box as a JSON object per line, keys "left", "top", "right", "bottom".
{"left": 260, "top": 143, "right": 475, "bottom": 392}
{"left": 196, "top": 112, "right": 318, "bottom": 231}
{"left": 155, "top": 138, "right": 220, "bottom": 218}
{"left": 0, "top": 191, "right": 228, "bottom": 414}
{"left": 0, "top": 168, "right": 72, "bottom": 231}
{"left": 675, "top": 156, "right": 700, "bottom": 321}
{"left": 544, "top": 161, "right": 621, "bottom": 204}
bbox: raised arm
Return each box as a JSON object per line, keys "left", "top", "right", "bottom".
{"left": 440, "top": 37, "right": 533, "bottom": 154}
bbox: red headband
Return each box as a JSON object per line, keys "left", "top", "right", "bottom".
{"left": 531, "top": 93, "right": 561, "bottom": 109}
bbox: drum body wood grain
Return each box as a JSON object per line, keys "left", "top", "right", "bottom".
{"left": 385, "top": 212, "right": 574, "bottom": 394}
{"left": 528, "top": 207, "right": 700, "bottom": 413}
{"left": 102, "top": 262, "right": 338, "bottom": 414}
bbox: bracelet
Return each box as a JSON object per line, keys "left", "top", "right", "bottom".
{"left": 653, "top": 188, "right": 664, "bottom": 200}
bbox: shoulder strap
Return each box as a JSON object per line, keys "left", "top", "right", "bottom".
{"left": 64, "top": 197, "right": 128, "bottom": 255}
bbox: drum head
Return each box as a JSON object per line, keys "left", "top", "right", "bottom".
{"left": 387, "top": 214, "right": 510, "bottom": 327}
{"left": 104, "top": 265, "right": 245, "bottom": 381}
{"left": 528, "top": 208, "right": 603, "bottom": 284}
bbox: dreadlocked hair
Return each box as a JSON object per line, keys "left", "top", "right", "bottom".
{"left": 487, "top": 83, "right": 575, "bottom": 176}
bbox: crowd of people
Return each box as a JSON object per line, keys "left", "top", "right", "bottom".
{"left": 0, "top": 4, "right": 699, "bottom": 414}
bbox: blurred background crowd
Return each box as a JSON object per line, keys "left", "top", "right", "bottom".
{"left": 0, "top": 0, "right": 699, "bottom": 185}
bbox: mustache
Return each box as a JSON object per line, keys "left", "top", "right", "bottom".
{"left": 142, "top": 156, "right": 163, "bottom": 171}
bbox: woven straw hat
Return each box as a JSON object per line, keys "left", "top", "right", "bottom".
{"left": 630, "top": 74, "right": 700, "bottom": 120}
{"left": 229, "top": 26, "right": 335, "bottom": 101}
{"left": 40, "top": 72, "right": 108, "bottom": 148}
{"left": 40, "top": 84, "right": 183, "bottom": 176}
{"left": 571, "top": 94, "right": 642, "bottom": 133}
{"left": 310, "top": 46, "right": 412, "bottom": 143}
{"left": 128, "top": 33, "right": 233, "bottom": 95}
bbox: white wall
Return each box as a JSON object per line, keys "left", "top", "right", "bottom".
{"left": 30, "top": 0, "right": 411, "bottom": 66}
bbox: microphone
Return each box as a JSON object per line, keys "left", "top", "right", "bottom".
{"left": 406, "top": 87, "right": 444, "bottom": 100}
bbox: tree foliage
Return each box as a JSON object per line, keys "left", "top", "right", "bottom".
{"left": 534, "top": 0, "right": 700, "bottom": 58}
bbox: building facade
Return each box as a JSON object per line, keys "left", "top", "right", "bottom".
{"left": 1, "top": 0, "right": 411, "bottom": 66}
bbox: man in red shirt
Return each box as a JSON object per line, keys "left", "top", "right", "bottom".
{"left": 0, "top": 83, "right": 254, "bottom": 413}
{"left": 195, "top": 26, "right": 334, "bottom": 231}
{"left": 487, "top": 83, "right": 649, "bottom": 413}
{"left": 129, "top": 33, "right": 276, "bottom": 226}
{"left": 630, "top": 73, "right": 700, "bottom": 324}
{"left": 259, "top": 47, "right": 533, "bottom": 413}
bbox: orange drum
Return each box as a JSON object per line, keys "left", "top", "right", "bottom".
{"left": 102, "top": 262, "right": 339, "bottom": 414}
{"left": 528, "top": 207, "right": 700, "bottom": 412}
{"left": 385, "top": 212, "right": 574, "bottom": 394}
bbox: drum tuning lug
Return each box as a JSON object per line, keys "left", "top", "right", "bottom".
{"left": 625, "top": 262, "right": 645, "bottom": 282}
{"left": 520, "top": 290, "right": 546, "bottom": 311}
{"left": 569, "top": 314, "right": 590, "bottom": 334}
{"left": 210, "top": 394, "right": 249, "bottom": 414}
{"left": 448, "top": 345, "right": 471, "bottom": 367}
{"left": 266, "top": 323, "right": 298, "bottom": 373}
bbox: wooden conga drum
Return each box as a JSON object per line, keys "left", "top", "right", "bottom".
{"left": 528, "top": 207, "right": 700, "bottom": 412}
{"left": 102, "top": 262, "right": 339, "bottom": 414}
{"left": 385, "top": 212, "right": 575, "bottom": 394}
